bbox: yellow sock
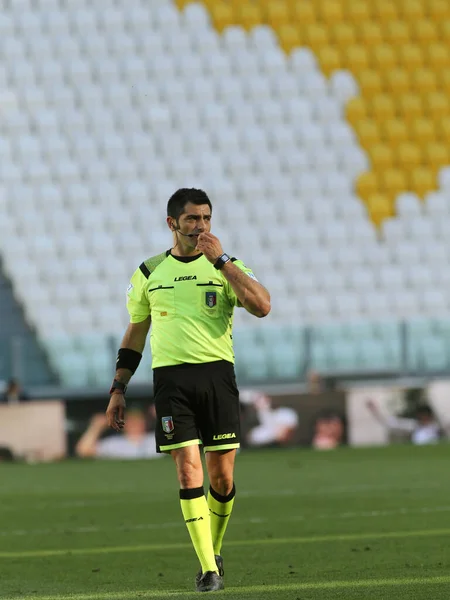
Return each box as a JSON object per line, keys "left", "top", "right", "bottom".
{"left": 180, "top": 487, "right": 218, "bottom": 574}
{"left": 207, "top": 484, "right": 236, "bottom": 555}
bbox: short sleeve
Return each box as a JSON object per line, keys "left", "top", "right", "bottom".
{"left": 127, "top": 268, "right": 150, "bottom": 323}
{"left": 226, "top": 258, "right": 259, "bottom": 307}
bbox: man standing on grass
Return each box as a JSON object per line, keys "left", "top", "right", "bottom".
{"left": 106, "top": 188, "right": 270, "bottom": 592}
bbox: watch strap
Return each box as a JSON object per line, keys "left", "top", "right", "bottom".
{"left": 214, "top": 253, "right": 231, "bottom": 270}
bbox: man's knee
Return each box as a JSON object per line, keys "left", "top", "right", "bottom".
{"left": 208, "top": 463, "right": 234, "bottom": 496}
{"left": 172, "top": 446, "right": 203, "bottom": 489}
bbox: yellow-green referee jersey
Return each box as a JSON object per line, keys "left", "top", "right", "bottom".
{"left": 126, "top": 251, "right": 257, "bottom": 368}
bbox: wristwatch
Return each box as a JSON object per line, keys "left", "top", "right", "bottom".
{"left": 214, "top": 253, "right": 231, "bottom": 270}
{"left": 109, "top": 380, "right": 127, "bottom": 395}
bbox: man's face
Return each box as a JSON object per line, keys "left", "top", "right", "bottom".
{"left": 124, "top": 413, "right": 146, "bottom": 437}
{"left": 169, "top": 202, "right": 212, "bottom": 249}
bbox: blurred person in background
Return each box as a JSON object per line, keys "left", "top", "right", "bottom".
{"left": 306, "top": 370, "right": 324, "bottom": 395}
{"left": 76, "top": 406, "right": 162, "bottom": 459}
{"left": 311, "top": 410, "right": 346, "bottom": 450}
{"left": 0, "top": 378, "right": 29, "bottom": 404}
{"left": 366, "top": 399, "right": 443, "bottom": 445}
{"left": 240, "top": 390, "right": 299, "bottom": 447}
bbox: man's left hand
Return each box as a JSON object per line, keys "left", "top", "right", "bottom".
{"left": 196, "top": 233, "right": 224, "bottom": 264}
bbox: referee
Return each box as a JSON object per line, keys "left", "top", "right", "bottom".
{"left": 106, "top": 188, "right": 270, "bottom": 592}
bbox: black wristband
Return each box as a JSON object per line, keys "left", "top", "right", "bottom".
{"left": 116, "top": 348, "right": 142, "bottom": 374}
{"left": 109, "top": 379, "right": 127, "bottom": 395}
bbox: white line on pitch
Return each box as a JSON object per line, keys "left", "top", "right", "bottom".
{"left": 6, "top": 575, "right": 450, "bottom": 600}
{"left": 1, "top": 504, "right": 450, "bottom": 538}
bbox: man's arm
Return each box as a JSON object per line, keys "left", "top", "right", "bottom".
{"left": 106, "top": 316, "right": 151, "bottom": 430}
{"left": 114, "top": 316, "right": 151, "bottom": 386}
{"left": 221, "top": 261, "right": 271, "bottom": 318}
{"left": 75, "top": 414, "right": 108, "bottom": 457}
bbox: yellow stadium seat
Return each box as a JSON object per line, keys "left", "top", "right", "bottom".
{"left": 398, "top": 94, "right": 424, "bottom": 123}
{"left": 370, "top": 144, "right": 395, "bottom": 171}
{"left": 385, "top": 21, "right": 411, "bottom": 45}
{"left": 439, "top": 69, "right": 450, "bottom": 95}
{"left": 380, "top": 169, "right": 408, "bottom": 201}
{"left": 356, "top": 172, "right": 379, "bottom": 202}
{"left": 396, "top": 142, "right": 422, "bottom": 169}
{"left": 292, "top": 1, "right": 316, "bottom": 25}
{"left": 266, "top": 0, "right": 290, "bottom": 28}
{"left": 346, "top": 97, "right": 368, "bottom": 126}
{"left": 210, "top": 2, "right": 234, "bottom": 32}
{"left": 399, "top": 44, "right": 424, "bottom": 72}
{"left": 239, "top": 3, "right": 263, "bottom": 30}
{"left": 330, "top": 23, "right": 356, "bottom": 46}
{"left": 175, "top": 0, "right": 190, "bottom": 8}
{"left": 359, "top": 70, "right": 383, "bottom": 97}
{"left": 427, "top": 0, "right": 450, "bottom": 21}
{"left": 384, "top": 69, "right": 411, "bottom": 96}
{"left": 374, "top": 3, "right": 399, "bottom": 23}
{"left": 411, "top": 118, "right": 437, "bottom": 144}
{"left": 278, "top": 25, "right": 302, "bottom": 53}
{"left": 411, "top": 69, "right": 438, "bottom": 95}
{"left": 399, "top": 0, "right": 425, "bottom": 21}
{"left": 345, "top": 2, "right": 372, "bottom": 25}
{"left": 304, "top": 24, "right": 329, "bottom": 51}
{"left": 366, "top": 194, "right": 394, "bottom": 226}
{"left": 366, "top": 194, "right": 394, "bottom": 227}
{"left": 356, "top": 119, "right": 381, "bottom": 150}
{"left": 411, "top": 20, "right": 438, "bottom": 44}
{"left": 426, "top": 92, "right": 450, "bottom": 122}
{"left": 439, "top": 19, "right": 450, "bottom": 40}
{"left": 382, "top": 119, "right": 409, "bottom": 147}
{"left": 370, "top": 94, "right": 396, "bottom": 122}
{"left": 316, "top": 0, "right": 345, "bottom": 24}
{"left": 317, "top": 46, "right": 342, "bottom": 77}
{"left": 359, "top": 22, "right": 384, "bottom": 47}
{"left": 436, "top": 116, "right": 450, "bottom": 142}
{"left": 409, "top": 167, "right": 437, "bottom": 197}
{"left": 344, "top": 45, "right": 370, "bottom": 74}
{"left": 370, "top": 44, "right": 397, "bottom": 71}
{"left": 424, "top": 143, "right": 450, "bottom": 170}
{"left": 427, "top": 43, "right": 450, "bottom": 70}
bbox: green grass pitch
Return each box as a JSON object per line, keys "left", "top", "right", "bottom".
{"left": 2, "top": 444, "right": 450, "bottom": 599}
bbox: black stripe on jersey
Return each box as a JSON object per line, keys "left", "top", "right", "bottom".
{"left": 139, "top": 262, "right": 151, "bottom": 279}
{"left": 231, "top": 257, "right": 237, "bottom": 262}
{"left": 148, "top": 285, "right": 175, "bottom": 292}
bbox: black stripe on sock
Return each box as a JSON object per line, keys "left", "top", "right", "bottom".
{"left": 179, "top": 486, "right": 204, "bottom": 500}
{"left": 209, "top": 483, "right": 236, "bottom": 503}
{"left": 209, "top": 509, "right": 231, "bottom": 518}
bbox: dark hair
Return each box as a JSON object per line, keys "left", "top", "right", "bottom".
{"left": 167, "top": 188, "right": 212, "bottom": 220}
{"left": 415, "top": 404, "right": 433, "bottom": 417}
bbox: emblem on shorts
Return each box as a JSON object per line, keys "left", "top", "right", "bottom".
{"left": 205, "top": 291, "right": 217, "bottom": 308}
{"left": 162, "top": 416, "right": 174, "bottom": 433}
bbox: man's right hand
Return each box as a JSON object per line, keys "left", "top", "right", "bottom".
{"left": 106, "top": 393, "right": 126, "bottom": 431}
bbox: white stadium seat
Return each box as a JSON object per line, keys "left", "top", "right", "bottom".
{"left": 1, "top": 0, "right": 450, "bottom": 386}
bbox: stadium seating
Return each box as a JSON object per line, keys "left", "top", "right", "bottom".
{"left": 0, "top": 0, "right": 450, "bottom": 386}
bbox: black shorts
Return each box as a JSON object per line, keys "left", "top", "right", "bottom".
{"left": 153, "top": 360, "right": 241, "bottom": 453}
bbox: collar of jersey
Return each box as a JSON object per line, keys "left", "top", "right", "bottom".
{"left": 167, "top": 249, "right": 204, "bottom": 264}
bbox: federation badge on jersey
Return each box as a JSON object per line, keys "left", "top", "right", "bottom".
{"left": 162, "top": 416, "right": 174, "bottom": 433}
{"left": 127, "top": 283, "right": 134, "bottom": 294}
{"left": 205, "top": 291, "right": 217, "bottom": 308}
